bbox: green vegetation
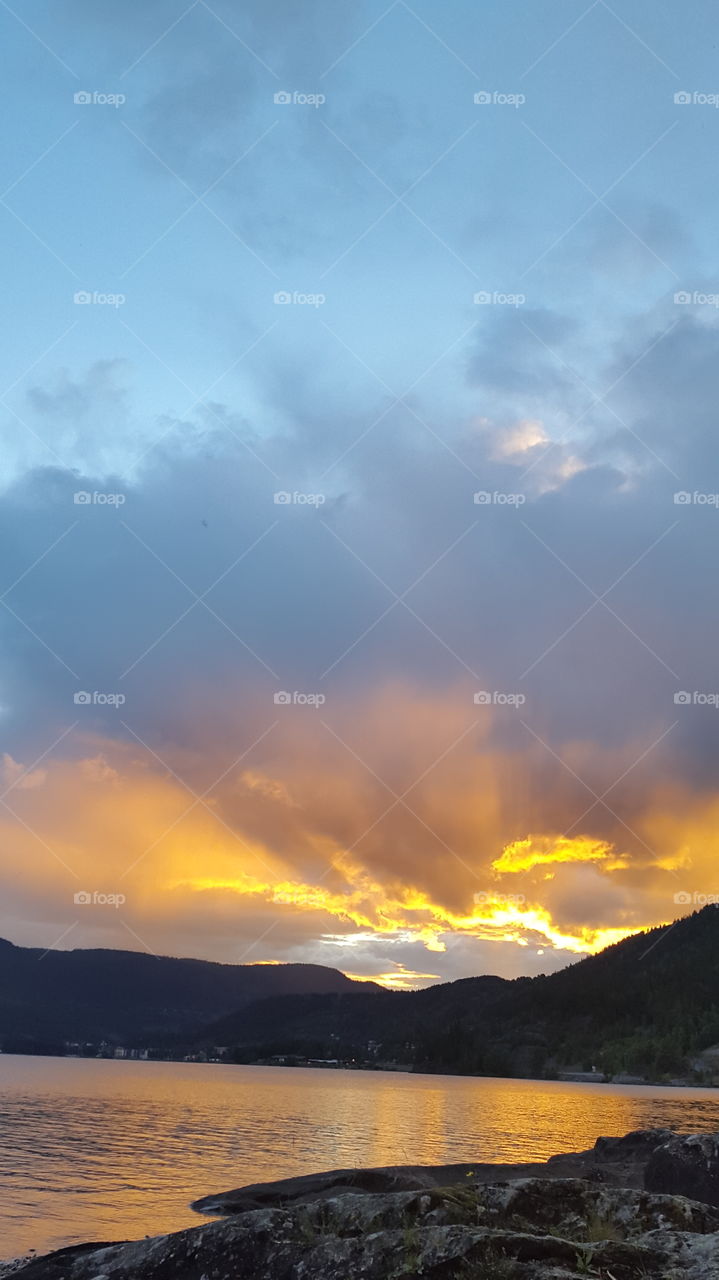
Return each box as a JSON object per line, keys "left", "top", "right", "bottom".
{"left": 218, "top": 907, "right": 719, "bottom": 1083}
{"left": 3, "top": 907, "right": 719, "bottom": 1084}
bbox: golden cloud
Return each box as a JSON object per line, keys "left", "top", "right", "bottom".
{"left": 0, "top": 685, "right": 705, "bottom": 981}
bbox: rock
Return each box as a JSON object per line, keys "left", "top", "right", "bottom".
{"left": 544, "top": 1125, "right": 676, "bottom": 1187}
{"left": 14, "top": 1130, "right": 719, "bottom": 1279}
{"left": 193, "top": 1126, "right": 675, "bottom": 1216}
{"left": 646, "top": 1132, "right": 719, "bottom": 1206}
{"left": 191, "top": 1162, "right": 548, "bottom": 1216}
{"left": 11, "top": 1177, "right": 719, "bottom": 1279}
{"left": 592, "top": 1126, "right": 675, "bottom": 1159}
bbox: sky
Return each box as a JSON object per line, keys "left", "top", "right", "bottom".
{"left": 0, "top": 0, "right": 718, "bottom": 989}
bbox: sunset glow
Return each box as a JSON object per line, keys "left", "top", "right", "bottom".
{"left": 0, "top": 0, "right": 712, "bottom": 992}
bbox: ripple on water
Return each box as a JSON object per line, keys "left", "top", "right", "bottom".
{"left": 1, "top": 1057, "right": 719, "bottom": 1258}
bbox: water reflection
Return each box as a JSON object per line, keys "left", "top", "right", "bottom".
{"left": 2, "top": 1056, "right": 719, "bottom": 1258}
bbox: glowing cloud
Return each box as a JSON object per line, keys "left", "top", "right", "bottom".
{"left": 492, "top": 835, "right": 625, "bottom": 875}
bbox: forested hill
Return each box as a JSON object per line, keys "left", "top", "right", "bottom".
{"left": 2, "top": 909, "right": 719, "bottom": 1081}
{"left": 0, "top": 936, "right": 375, "bottom": 1049}
{"left": 195, "top": 909, "right": 719, "bottom": 1080}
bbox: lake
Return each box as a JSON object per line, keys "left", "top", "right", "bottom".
{"left": 3, "top": 1056, "right": 719, "bottom": 1259}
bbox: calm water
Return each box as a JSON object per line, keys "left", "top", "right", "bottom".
{"left": 3, "top": 1056, "right": 719, "bottom": 1258}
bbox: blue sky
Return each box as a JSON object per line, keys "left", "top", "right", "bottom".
{"left": 2, "top": 0, "right": 715, "bottom": 460}
{"left": 0, "top": 0, "right": 718, "bottom": 986}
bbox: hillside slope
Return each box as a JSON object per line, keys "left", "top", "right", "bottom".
{"left": 191, "top": 909, "right": 719, "bottom": 1080}
{"left": 3, "top": 909, "right": 718, "bottom": 1080}
{"left": 0, "top": 936, "right": 373, "bottom": 1049}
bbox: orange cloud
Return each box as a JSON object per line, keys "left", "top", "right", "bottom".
{"left": 492, "top": 834, "right": 624, "bottom": 875}
{"left": 0, "top": 684, "right": 709, "bottom": 978}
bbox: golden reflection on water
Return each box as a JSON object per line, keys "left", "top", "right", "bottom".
{"left": 3, "top": 1056, "right": 719, "bottom": 1258}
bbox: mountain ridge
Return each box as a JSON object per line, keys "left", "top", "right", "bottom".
{"left": 0, "top": 936, "right": 376, "bottom": 1049}
{"left": 189, "top": 909, "right": 719, "bottom": 1081}
{"left": 2, "top": 910, "right": 718, "bottom": 1083}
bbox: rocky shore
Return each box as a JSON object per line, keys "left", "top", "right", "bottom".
{"left": 8, "top": 1129, "right": 719, "bottom": 1278}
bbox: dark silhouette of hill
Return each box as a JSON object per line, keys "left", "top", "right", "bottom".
{"left": 192, "top": 909, "right": 719, "bottom": 1080}
{"left": 0, "top": 936, "right": 372, "bottom": 1050}
{"left": 2, "top": 909, "right": 718, "bottom": 1079}
{"left": 196, "top": 975, "right": 511, "bottom": 1058}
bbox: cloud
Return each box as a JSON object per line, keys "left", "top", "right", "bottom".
{"left": 2, "top": 0, "right": 718, "bottom": 984}
{"left": 0, "top": 295, "right": 718, "bottom": 979}
{"left": 492, "top": 835, "right": 621, "bottom": 875}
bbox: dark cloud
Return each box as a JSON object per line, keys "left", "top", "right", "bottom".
{"left": 2, "top": 0, "right": 717, "bottom": 980}
{"left": 0, "top": 298, "right": 716, "bottom": 975}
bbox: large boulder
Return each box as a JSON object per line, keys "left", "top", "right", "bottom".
{"left": 191, "top": 1129, "right": 676, "bottom": 1217}
{"left": 11, "top": 1131, "right": 719, "bottom": 1279}
{"left": 9, "top": 1179, "right": 719, "bottom": 1279}
{"left": 645, "top": 1133, "right": 719, "bottom": 1206}
{"left": 592, "top": 1126, "right": 675, "bottom": 1161}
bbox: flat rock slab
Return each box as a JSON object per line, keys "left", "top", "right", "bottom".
{"left": 191, "top": 1126, "right": 675, "bottom": 1215}
{"left": 11, "top": 1129, "right": 719, "bottom": 1280}
{"left": 10, "top": 1177, "right": 719, "bottom": 1279}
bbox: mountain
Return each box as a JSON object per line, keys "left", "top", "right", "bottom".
{"left": 188, "top": 908, "right": 719, "bottom": 1081}
{"left": 3, "top": 909, "right": 719, "bottom": 1080}
{"left": 0, "top": 936, "right": 373, "bottom": 1051}
{"left": 195, "top": 975, "right": 512, "bottom": 1061}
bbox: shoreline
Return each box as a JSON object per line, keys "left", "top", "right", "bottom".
{"left": 1, "top": 1048, "right": 717, "bottom": 1091}
{"left": 7, "top": 1128, "right": 719, "bottom": 1279}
